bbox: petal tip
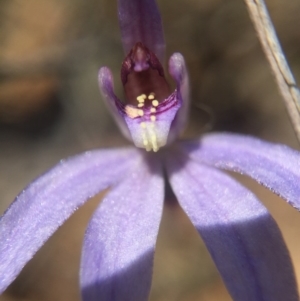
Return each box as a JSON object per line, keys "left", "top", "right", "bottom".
{"left": 168, "top": 53, "right": 186, "bottom": 83}
{"left": 98, "top": 67, "right": 113, "bottom": 88}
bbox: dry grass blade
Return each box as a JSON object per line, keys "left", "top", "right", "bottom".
{"left": 244, "top": 0, "right": 300, "bottom": 143}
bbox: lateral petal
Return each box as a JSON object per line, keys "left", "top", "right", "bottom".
{"left": 166, "top": 154, "right": 299, "bottom": 301}
{"left": 0, "top": 147, "right": 139, "bottom": 293}
{"left": 80, "top": 155, "right": 164, "bottom": 301}
{"left": 180, "top": 133, "right": 300, "bottom": 210}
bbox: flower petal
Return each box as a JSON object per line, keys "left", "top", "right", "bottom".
{"left": 118, "top": 0, "right": 165, "bottom": 61}
{"left": 166, "top": 154, "right": 299, "bottom": 301}
{"left": 168, "top": 53, "right": 190, "bottom": 142}
{"left": 181, "top": 133, "right": 300, "bottom": 210}
{"left": 80, "top": 155, "right": 164, "bottom": 301}
{"left": 98, "top": 67, "right": 132, "bottom": 141}
{"left": 123, "top": 90, "right": 181, "bottom": 151}
{"left": 0, "top": 147, "right": 139, "bottom": 293}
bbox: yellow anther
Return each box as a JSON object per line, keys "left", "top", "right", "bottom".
{"left": 138, "top": 103, "right": 144, "bottom": 108}
{"left": 137, "top": 94, "right": 146, "bottom": 102}
{"left": 150, "top": 107, "right": 156, "bottom": 113}
{"left": 140, "top": 122, "right": 146, "bottom": 128}
{"left": 148, "top": 93, "right": 155, "bottom": 100}
{"left": 125, "top": 106, "right": 139, "bottom": 118}
{"left": 138, "top": 109, "right": 144, "bottom": 117}
{"left": 150, "top": 115, "right": 156, "bottom": 122}
{"left": 152, "top": 100, "right": 159, "bottom": 107}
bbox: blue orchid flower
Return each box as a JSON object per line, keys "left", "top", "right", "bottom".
{"left": 1, "top": 0, "right": 300, "bottom": 300}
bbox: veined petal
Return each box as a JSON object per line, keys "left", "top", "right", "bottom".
{"left": 80, "top": 155, "right": 164, "bottom": 301}
{"left": 118, "top": 0, "right": 165, "bottom": 62}
{"left": 0, "top": 147, "right": 139, "bottom": 293}
{"left": 180, "top": 133, "right": 300, "bottom": 210}
{"left": 123, "top": 90, "right": 181, "bottom": 151}
{"left": 166, "top": 154, "right": 299, "bottom": 301}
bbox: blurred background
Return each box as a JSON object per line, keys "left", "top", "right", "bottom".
{"left": 1, "top": 0, "right": 300, "bottom": 300}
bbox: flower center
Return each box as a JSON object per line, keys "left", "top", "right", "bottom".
{"left": 121, "top": 42, "right": 181, "bottom": 152}
{"left": 120, "top": 42, "right": 172, "bottom": 152}
{"left": 124, "top": 91, "right": 160, "bottom": 151}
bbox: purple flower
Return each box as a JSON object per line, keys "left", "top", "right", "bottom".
{"left": 1, "top": 0, "right": 300, "bottom": 300}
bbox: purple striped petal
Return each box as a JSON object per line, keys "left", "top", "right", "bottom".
{"left": 0, "top": 147, "right": 139, "bottom": 294}
{"left": 180, "top": 133, "right": 300, "bottom": 210}
{"left": 118, "top": 0, "right": 165, "bottom": 61}
{"left": 80, "top": 155, "right": 164, "bottom": 301}
{"left": 166, "top": 154, "right": 298, "bottom": 301}
{"left": 123, "top": 91, "right": 181, "bottom": 151}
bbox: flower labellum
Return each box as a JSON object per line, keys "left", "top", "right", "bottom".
{"left": 1, "top": 1, "right": 300, "bottom": 301}
{"left": 121, "top": 42, "right": 178, "bottom": 152}
{"left": 100, "top": 44, "right": 185, "bottom": 151}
